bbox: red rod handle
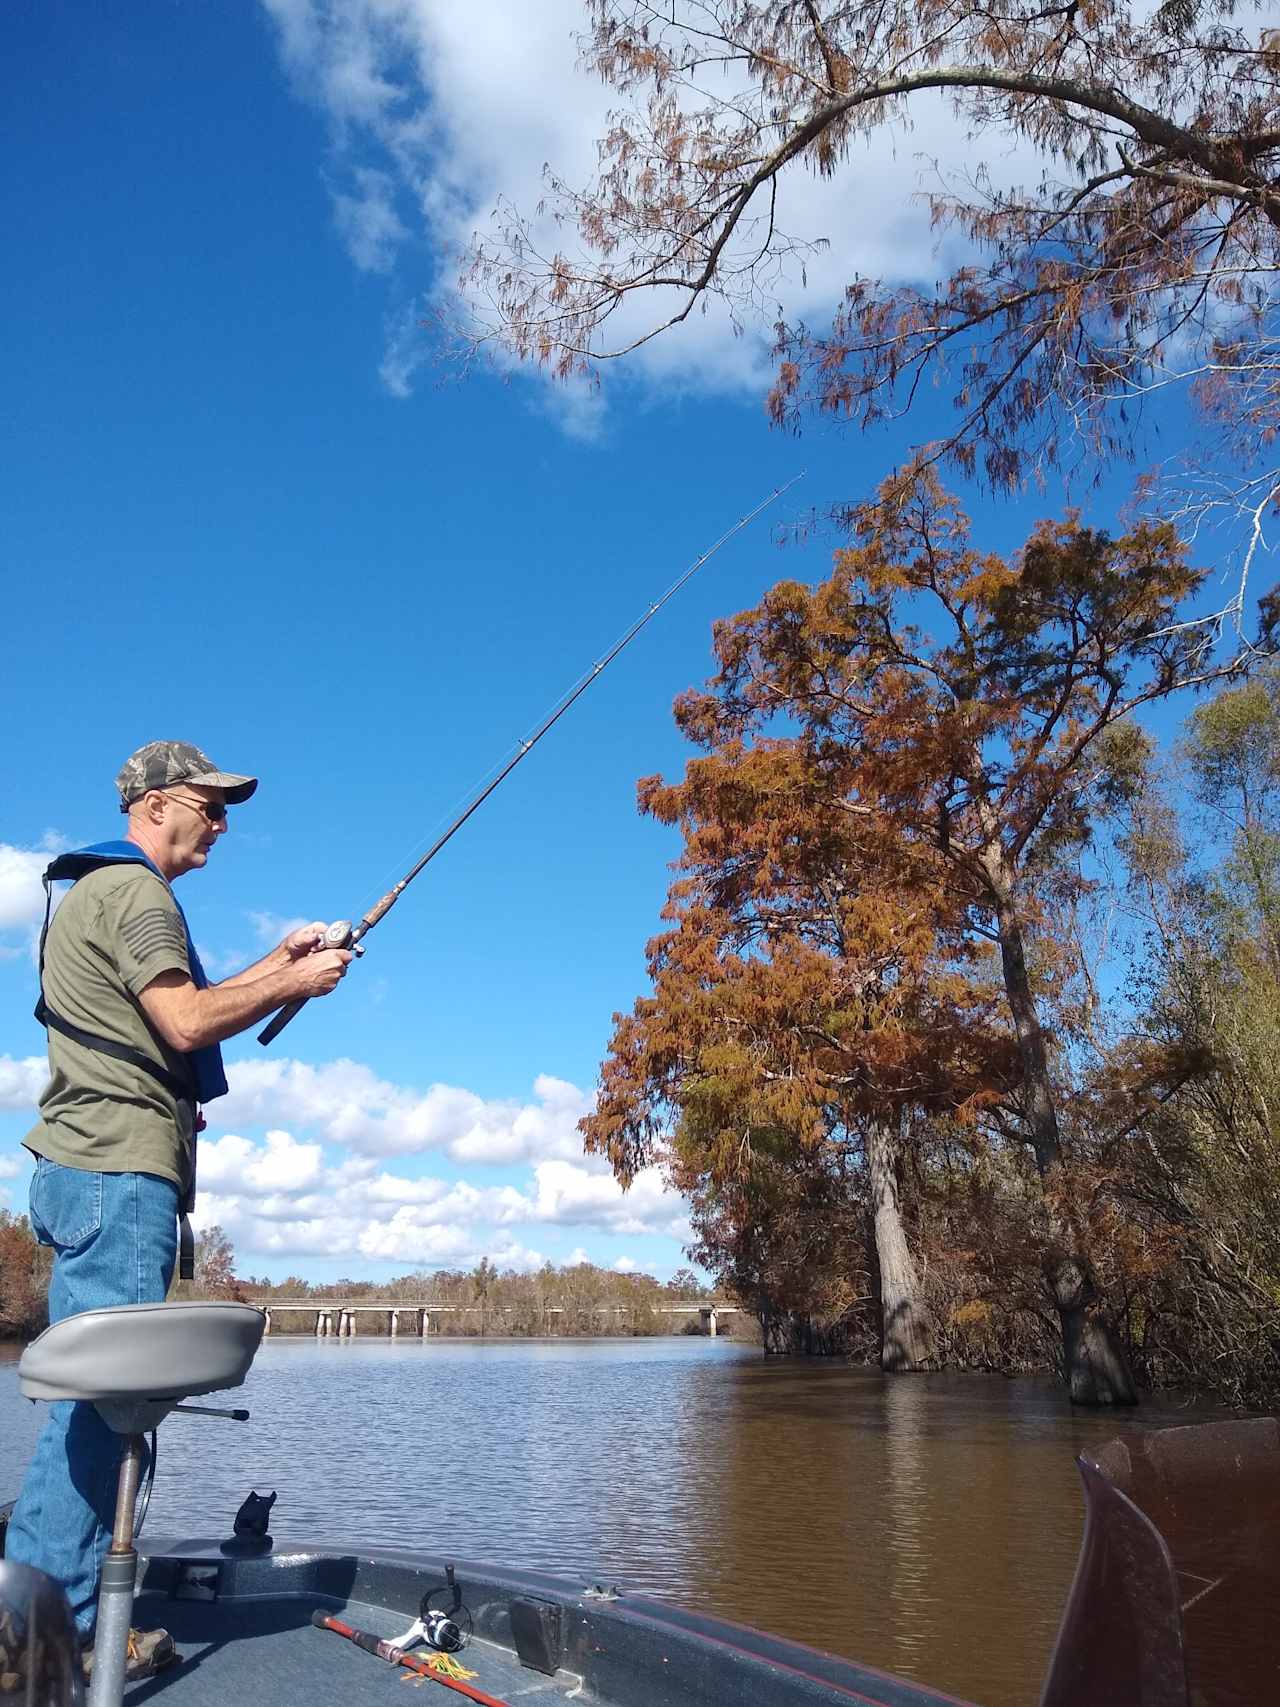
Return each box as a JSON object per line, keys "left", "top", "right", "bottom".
{"left": 312, "top": 1611, "right": 513, "bottom": 1707}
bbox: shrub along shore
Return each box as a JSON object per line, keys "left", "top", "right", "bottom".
{"left": 0, "top": 1222, "right": 727, "bottom": 1343}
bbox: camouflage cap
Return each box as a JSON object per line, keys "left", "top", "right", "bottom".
{"left": 116, "top": 741, "right": 259, "bottom": 812}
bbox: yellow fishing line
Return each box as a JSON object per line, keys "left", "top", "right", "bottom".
{"left": 425, "top": 1652, "right": 478, "bottom": 1679}
{"left": 395, "top": 1646, "right": 481, "bottom": 1686}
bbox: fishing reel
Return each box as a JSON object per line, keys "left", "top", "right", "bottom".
{"left": 384, "top": 1566, "right": 470, "bottom": 1654}
{"left": 422, "top": 1609, "right": 464, "bottom": 1653}
{"left": 317, "top": 920, "right": 363, "bottom": 956}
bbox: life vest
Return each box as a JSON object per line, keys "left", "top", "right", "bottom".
{"left": 34, "top": 839, "right": 225, "bottom": 1279}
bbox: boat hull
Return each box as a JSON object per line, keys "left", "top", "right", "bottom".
{"left": 132, "top": 1536, "right": 976, "bottom": 1706}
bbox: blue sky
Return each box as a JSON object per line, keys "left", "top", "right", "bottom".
{"left": 0, "top": 1, "right": 1252, "bottom": 1282}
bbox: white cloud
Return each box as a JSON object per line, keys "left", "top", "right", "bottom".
{"left": 260, "top": 0, "right": 1010, "bottom": 420}
{"left": 330, "top": 165, "right": 408, "bottom": 272}
{"left": 379, "top": 297, "right": 429, "bottom": 398}
{"left": 186, "top": 1113, "right": 683, "bottom": 1265}
{"left": 213, "top": 1058, "right": 594, "bottom": 1163}
{"left": 355, "top": 1216, "right": 481, "bottom": 1264}
{"left": 199, "top": 1128, "right": 325, "bottom": 1193}
{"left": 613, "top": 1255, "right": 637, "bottom": 1273}
{"left": 0, "top": 1031, "right": 692, "bottom": 1274}
{"left": 0, "top": 1056, "right": 46, "bottom": 1111}
{"left": 192, "top": 1183, "right": 548, "bottom": 1269}
{"left": 0, "top": 835, "right": 72, "bottom": 960}
{"left": 0, "top": 838, "right": 71, "bottom": 949}
{"left": 191, "top": 1117, "right": 680, "bottom": 1236}
{"left": 0, "top": 845, "right": 51, "bottom": 934}
{"left": 518, "top": 1159, "right": 688, "bottom": 1238}
{"left": 247, "top": 910, "right": 312, "bottom": 947}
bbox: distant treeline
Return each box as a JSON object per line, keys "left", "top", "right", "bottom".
{"left": 236, "top": 1251, "right": 729, "bottom": 1338}
{"left": 0, "top": 1220, "right": 726, "bottom": 1342}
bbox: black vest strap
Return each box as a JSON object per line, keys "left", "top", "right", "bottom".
{"left": 34, "top": 996, "right": 195, "bottom": 1105}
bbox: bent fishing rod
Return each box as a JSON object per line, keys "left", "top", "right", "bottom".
{"left": 258, "top": 473, "right": 803, "bottom": 1047}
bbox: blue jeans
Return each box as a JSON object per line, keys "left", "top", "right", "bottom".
{"left": 5, "top": 1160, "right": 178, "bottom": 1638}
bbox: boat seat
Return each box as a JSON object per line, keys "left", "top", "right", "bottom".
{"left": 19, "top": 1301, "right": 265, "bottom": 1432}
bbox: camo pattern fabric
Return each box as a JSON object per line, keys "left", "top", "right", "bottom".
{"left": 115, "top": 739, "right": 257, "bottom": 807}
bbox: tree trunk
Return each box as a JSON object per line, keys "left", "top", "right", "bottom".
{"left": 987, "top": 858, "right": 1138, "bottom": 1406}
{"left": 867, "top": 1115, "right": 937, "bottom": 1372}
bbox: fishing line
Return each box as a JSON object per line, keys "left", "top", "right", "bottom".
{"left": 260, "top": 473, "right": 804, "bottom": 1046}
{"left": 358, "top": 479, "right": 800, "bottom": 911}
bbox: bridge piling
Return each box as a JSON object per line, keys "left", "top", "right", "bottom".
{"left": 246, "top": 1297, "right": 737, "bottom": 1337}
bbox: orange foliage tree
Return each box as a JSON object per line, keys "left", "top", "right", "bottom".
{"left": 191, "top": 1224, "right": 242, "bottom": 1300}
{"left": 590, "top": 469, "right": 1263, "bottom": 1402}
{"left": 0, "top": 1211, "right": 51, "bottom": 1340}
{"left": 583, "top": 734, "right": 1013, "bottom": 1368}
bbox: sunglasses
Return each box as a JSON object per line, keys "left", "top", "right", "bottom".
{"left": 164, "top": 791, "right": 229, "bottom": 826}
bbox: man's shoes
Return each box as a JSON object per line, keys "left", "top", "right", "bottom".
{"left": 81, "top": 1626, "right": 178, "bottom": 1682}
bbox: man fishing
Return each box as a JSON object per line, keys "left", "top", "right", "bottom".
{"left": 5, "top": 740, "right": 353, "bottom": 1680}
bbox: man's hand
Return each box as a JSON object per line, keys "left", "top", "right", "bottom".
{"left": 282, "top": 921, "right": 330, "bottom": 959}
{"left": 220, "top": 921, "right": 349, "bottom": 991}
{"left": 286, "top": 948, "right": 353, "bottom": 998}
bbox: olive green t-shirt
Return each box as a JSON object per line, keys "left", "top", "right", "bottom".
{"left": 26, "top": 863, "right": 196, "bottom": 1190}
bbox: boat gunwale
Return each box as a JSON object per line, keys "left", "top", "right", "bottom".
{"left": 136, "top": 1535, "right": 977, "bottom": 1707}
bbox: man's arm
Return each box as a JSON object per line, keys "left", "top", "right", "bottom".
{"left": 138, "top": 948, "right": 352, "bottom": 1053}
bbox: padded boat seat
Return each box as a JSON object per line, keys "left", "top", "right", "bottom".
{"left": 19, "top": 1301, "right": 264, "bottom": 1404}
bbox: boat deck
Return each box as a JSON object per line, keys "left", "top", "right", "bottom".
{"left": 128, "top": 1590, "right": 588, "bottom": 1705}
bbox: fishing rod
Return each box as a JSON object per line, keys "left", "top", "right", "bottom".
{"left": 258, "top": 474, "right": 803, "bottom": 1047}
{"left": 311, "top": 1610, "right": 509, "bottom": 1706}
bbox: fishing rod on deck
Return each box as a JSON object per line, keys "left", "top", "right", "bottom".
{"left": 257, "top": 473, "right": 804, "bottom": 1047}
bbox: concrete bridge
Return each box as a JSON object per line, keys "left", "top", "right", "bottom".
{"left": 244, "top": 1298, "right": 739, "bottom": 1339}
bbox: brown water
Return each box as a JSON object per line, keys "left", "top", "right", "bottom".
{"left": 0, "top": 1337, "right": 1237, "bottom": 1706}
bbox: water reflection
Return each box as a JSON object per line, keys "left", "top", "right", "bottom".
{"left": 0, "top": 1337, "right": 1238, "bottom": 1707}
{"left": 883, "top": 1377, "right": 931, "bottom": 1680}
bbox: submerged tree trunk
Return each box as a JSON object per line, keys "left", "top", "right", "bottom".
{"left": 866, "top": 1115, "right": 937, "bottom": 1372}
{"left": 987, "top": 858, "right": 1138, "bottom": 1406}
{"left": 758, "top": 1302, "right": 848, "bottom": 1356}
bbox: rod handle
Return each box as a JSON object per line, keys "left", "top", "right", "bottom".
{"left": 312, "top": 1612, "right": 393, "bottom": 1661}
{"left": 258, "top": 998, "right": 307, "bottom": 1046}
{"left": 258, "top": 921, "right": 355, "bottom": 1046}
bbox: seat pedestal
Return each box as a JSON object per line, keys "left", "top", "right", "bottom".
{"left": 85, "top": 1436, "right": 144, "bottom": 1707}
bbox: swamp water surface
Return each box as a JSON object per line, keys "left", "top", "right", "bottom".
{"left": 0, "top": 1335, "right": 1237, "bottom": 1706}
